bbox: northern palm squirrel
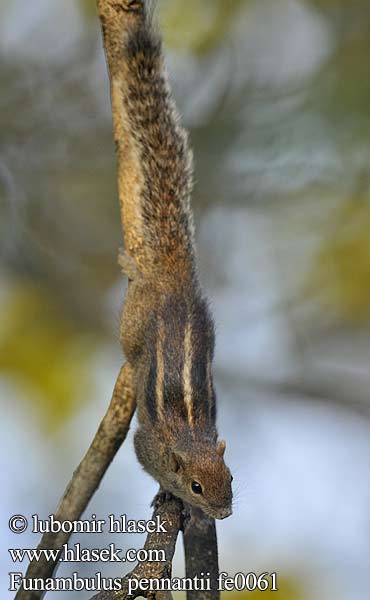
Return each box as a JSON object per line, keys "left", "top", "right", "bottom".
{"left": 111, "top": 0, "right": 233, "bottom": 520}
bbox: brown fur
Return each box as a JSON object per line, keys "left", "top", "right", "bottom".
{"left": 113, "top": 1, "right": 233, "bottom": 519}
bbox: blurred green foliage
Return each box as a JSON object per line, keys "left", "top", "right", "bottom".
{"left": 159, "top": 0, "right": 247, "bottom": 54}
{"left": 0, "top": 282, "right": 97, "bottom": 431}
{"left": 309, "top": 194, "right": 370, "bottom": 324}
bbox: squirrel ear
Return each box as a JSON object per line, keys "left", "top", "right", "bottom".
{"left": 216, "top": 440, "right": 226, "bottom": 457}
{"left": 171, "top": 449, "right": 186, "bottom": 472}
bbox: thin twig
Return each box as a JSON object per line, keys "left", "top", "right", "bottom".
{"left": 14, "top": 363, "right": 136, "bottom": 600}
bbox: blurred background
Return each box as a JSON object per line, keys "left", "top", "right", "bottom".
{"left": 1, "top": 0, "right": 370, "bottom": 598}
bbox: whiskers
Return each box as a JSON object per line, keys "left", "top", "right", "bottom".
{"left": 230, "top": 466, "right": 248, "bottom": 512}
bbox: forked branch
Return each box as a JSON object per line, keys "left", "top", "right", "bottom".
{"left": 14, "top": 363, "right": 136, "bottom": 600}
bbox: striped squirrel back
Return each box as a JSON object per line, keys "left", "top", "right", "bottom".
{"left": 144, "top": 294, "right": 216, "bottom": 430}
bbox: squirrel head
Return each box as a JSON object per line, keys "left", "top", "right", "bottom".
{"left": 168, "top": 439, "right": 233, "bottom": 520}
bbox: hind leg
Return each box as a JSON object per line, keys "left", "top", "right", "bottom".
{"left": 119, "top": 253, "right": 153, "bottom": 363}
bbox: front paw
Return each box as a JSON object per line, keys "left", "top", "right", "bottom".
{"left": 151, "top": 489, "right": 174, "bottom": 510}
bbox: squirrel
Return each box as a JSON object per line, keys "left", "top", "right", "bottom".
{"left": 112, "top": 0, "right": 233, "bottom": 520}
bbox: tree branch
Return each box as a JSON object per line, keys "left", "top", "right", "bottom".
{"left": 183, "top": 509, "right": 220, "bottom": 600}
{"left": 14, "top": 362, "right": 136, "bottom": 600}
{"left": 89, "top": 493, "right": 184, "bottom": 600}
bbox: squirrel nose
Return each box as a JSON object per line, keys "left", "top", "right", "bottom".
{"left": 218, "top": 506, "right": 232, "bottom": 520}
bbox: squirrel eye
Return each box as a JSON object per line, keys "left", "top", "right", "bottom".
{"left": 191, "top": 481, "right": 203, "bottom": 495}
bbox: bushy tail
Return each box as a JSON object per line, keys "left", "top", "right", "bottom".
{"left": 109, "top": 1, "right": 195, "bottom": 277}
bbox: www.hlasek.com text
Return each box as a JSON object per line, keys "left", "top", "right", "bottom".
{"left": 9, "top": 543, "right": 163, "bottom": 564}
